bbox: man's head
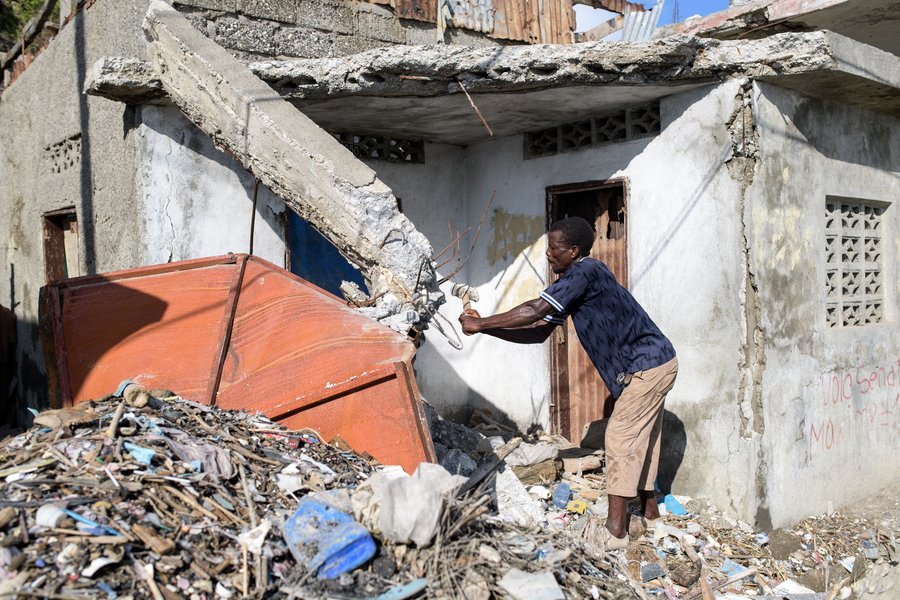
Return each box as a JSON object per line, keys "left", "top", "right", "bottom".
{"left": 546, "top": 217, "right": 595, "bottom": 274}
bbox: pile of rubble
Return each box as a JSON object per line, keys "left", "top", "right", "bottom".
{"left": 0, "top": 389, "right": 896, "bottom": 599}
{"left": 428, "top": 407, "right": 900, "bottom": 600}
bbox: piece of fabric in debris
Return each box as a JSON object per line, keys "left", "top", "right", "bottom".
{"left": 504, "top": 441, "right": 559, "bottom": 467}
{"left": 154, "top": 428, "right": 235, "bottom": 479}
{"left": 352, "top": 463, "right": 465, "bottom": 547}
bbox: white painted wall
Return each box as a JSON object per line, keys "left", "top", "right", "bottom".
{"left": 748, "top": 83, "right": 900, "bottom": 527}
{"left": 454, "top": 81, "right": 759, "bottom": 518}
{"left": 366, "top": 82, "right": 762, "bottom": 520}
{"left": 367, "top": 143, "right": 471, "bottom": 419}
{"left": 137, "top": 105, "right": 287, "bottom": 267}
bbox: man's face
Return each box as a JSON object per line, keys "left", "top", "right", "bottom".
{"left": 546, "top": 230, "right": 580, "bottom": 274}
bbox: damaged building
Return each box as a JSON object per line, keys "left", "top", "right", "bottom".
{"left": 0, "top": 0, "right": 898, "bottom": 530}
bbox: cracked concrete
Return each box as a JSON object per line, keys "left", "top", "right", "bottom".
{"left": 725, "top": 80, "right": 769, "bottom": 527}
{"left": 141, "top": 0, "right": 443, "bottom": 333}
{"left": 87, "top": 29, "right": 900, "bottom": 144}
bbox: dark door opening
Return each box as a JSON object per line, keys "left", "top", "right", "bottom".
{"left": 42, "top": 208, "right": 81, "bottom": 283}
{"left": 286, "top": 211, "right": 368, "bottom": 298}
{"left": 547, "top": 179, "right": 628, "bottom": 443}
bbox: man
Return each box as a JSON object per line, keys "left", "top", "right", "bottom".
{"left": 459, "top": 216, "right": 677, "bottom": 549}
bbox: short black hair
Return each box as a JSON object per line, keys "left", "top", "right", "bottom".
{"left": 549, "top": 217, "right": 595, "bottom": 257}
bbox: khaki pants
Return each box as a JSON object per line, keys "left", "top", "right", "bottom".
{"left": 605, "top": 357, "right": 678, "bottom": 497}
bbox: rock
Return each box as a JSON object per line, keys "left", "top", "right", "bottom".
{"left": 640, "top": 562, "right": 667, "bottom": 583}
{"left": 667, "top": 557, "right": 701, "bottom": 587}
{"left": 440, "top": 448, "right": 476, "bottom": 476}
{"left": 512, "top": 459, "right": 561, "bottom": 485}
{"left": 429, "top": 418, "right": 485, "bottom": 456}
{"left": 372, "top": 555, "right": 396, "bottom": 579}
{"left": 768, "top": 528, "right": 803, "bottom": 560}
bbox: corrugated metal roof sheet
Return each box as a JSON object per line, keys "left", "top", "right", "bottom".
{"left": 621, "top": 0, "right": 664, "bottom": 41}
{"left": 491, "top": 0, "right": 575, "bottom": 43}
{"left": 594, "top": 0, "right": 647, "bottom": 15}
{"left": 446, "top": 0, "right": 495, "bottom": 33}
{"left": 375, "top": 0, "right": 438, "bottom": 23}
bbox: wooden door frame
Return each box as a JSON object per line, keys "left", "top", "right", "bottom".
{"left": 545, "top": 177, "right": 629, "bottom": 438}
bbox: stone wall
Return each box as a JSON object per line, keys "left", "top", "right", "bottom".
{"left": 173, "top": 0, "right": 506, "bottom": 61}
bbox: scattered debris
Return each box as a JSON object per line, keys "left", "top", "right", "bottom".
{"left": 1, "top": 391, "right": 896, "bottom": 598}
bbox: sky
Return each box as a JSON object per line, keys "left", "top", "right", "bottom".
{"left": 574, "top": 0, "right": 731, "bottom": 31}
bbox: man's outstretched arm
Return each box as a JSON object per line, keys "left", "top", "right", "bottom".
{"left": 459, "top": 298, "right": 557, "bottom": 344}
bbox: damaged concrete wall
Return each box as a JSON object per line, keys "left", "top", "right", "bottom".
{"left": 172, "top": 0, "right": 504, "bottom": 63}
{"left": 363, "top": 144, "right": 473, "bottom": 420}
{"left": 137, "top": 104, "right": 287, "bottom": 266}
{"left": 0, "top": 1, "right": 153, "bottom": 420}
{"left": 449, "top": 81, "right": 760, "bottom": 519}
{"left": 747, "top": 82, "right": 900, "bottom": 527}
{"left": 357, "top": 81, "right": 765, "bottom": 522}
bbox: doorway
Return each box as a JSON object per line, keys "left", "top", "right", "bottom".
{"left": 42, "top": 208, "right": 81, "bottom": 283}
{"left": 546, "top": 179, "right": 627, "bottom": 443}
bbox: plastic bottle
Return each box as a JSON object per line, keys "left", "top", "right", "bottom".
{"left": 552, "top": 482, "right": 571, "bottom": 509}
{"left": 284, "top": 496, "right": 376, "bottom": 579}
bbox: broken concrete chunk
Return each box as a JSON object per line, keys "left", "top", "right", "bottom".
{"left": 440, "top": 448, "right": 476, "bottom": 476}
{"left": 499, "top": 568, "right": 565, "bottom": 600}
{"left": 494, "top": 466, "right": 545, "bottom": 528}
{"left": 84, "top": 56, "right": 165, "bottom": 103}
{"left": 512, "top": 459, "right": 561, "bottom": 486}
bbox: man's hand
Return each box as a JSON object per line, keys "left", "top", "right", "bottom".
{"left": 459, "top": 309, "right": 482, "bottom": 335}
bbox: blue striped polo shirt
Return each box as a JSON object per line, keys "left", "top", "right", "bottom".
{"left": 541, "top": 257, "right": 676, "bottom": 399}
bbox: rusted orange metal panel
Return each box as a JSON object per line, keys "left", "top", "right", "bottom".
{"left": 41, "top": 254, "right": 436, "bottom": 474}
{"left": 490, "top": 0, "right": 574, "bottom": 43}
{"left": 43, "top": 256, "right": 240, "bottom": 405}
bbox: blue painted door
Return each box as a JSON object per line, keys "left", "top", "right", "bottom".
{"left": 287, "top": 211, "right": 368, "bottom": 298}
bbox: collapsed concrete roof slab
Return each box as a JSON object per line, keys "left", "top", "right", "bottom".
{"left": 259, "top": 30, "right": 900, "bottom": 140}
{"left": 89, "top": 29, "right": 900, "bottom": 143}
{"left": 141, "top": 0, "right": 443, "bottom": 333}
{"left": 669, "top": 0, "right": 900, "bottom": 57}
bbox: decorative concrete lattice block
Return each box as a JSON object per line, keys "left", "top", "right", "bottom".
{"left": 824, "top": 201, "right": 884, "bottom": 327}
{"left": 596, "top": 114, "right": 627, "bottom": 143}
{"left": 560, "top": 120, "right": 592, "bottom": 150}
{"left": 44, "top": 134, "right": 82, "bottom": 174}
{"left": 331, "top": 132, "right": 424, "bottom": 163}
{"left": 525, "top": 127, "right": 559, "bottom": 158}
{"left": 628, "top": 104, "right": 661, "bottom": 137}
{"left": 524, "top": 102, "right": 660, "bottom": 159}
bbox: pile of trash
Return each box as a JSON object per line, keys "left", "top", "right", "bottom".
{"left": 428, "top": 407, "right": 900, "bottom": 600}
{"left": 0, "top": 387, "right": 636, "bottom": 599}
{"left": 0, "top": 388, "right": 896, "bottom": 599}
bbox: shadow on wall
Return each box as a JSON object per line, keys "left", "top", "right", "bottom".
{"left": 40, "top": 279, "right": 168, "bottom": 408}
{"left": 763, "top": 86, "right": 898, "bottom": 171}
{"left": 74, "top": 8, "right": 96, "bottom": 274}
{"left": 581, "top": 409, "right": 687, "bottom": 495}
{"left": 413, "top": 341, "right": 544, "bottom": 433}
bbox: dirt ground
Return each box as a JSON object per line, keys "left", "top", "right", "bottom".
{"left": 844, "top": 482, "right": 900, "bottom": 599}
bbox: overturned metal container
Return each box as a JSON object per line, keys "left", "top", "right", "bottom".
{"left": 40, "top": 254, "right": 436, "bottom": 473}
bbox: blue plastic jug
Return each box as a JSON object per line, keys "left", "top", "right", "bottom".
{"left": 284, "top": 496, "right": 376, "bottom": 579}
